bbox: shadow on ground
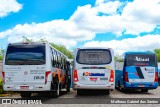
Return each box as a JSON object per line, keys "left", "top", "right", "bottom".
{"left": 115, "top": 87, "right": 154, "bottom": 95}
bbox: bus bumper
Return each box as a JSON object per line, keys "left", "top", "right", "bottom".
{"left": 3, "top": 82, "right": 51, "bottom": 91}
{"left": 73, "top": 82, "right": 115, "bottom": 90}
{"left": 124, "top": 82, "right": 158, "bottom": 89}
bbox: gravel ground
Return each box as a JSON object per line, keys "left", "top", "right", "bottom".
{"left": 2, "top": 87, "right": 160, "bottom": 99}
{"left": 0, "top": 87, "right": 160, "bottom": 107}
{"left": 0, "top": 104, "right": 159, "bottom": 107}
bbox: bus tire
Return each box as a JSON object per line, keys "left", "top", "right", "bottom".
{"left": 141, "top": 89, "right": 148, "bottom": 92}
{"left": 20, "top": 92, "right": 31, "bottom": 98}
{"left": 53, "top": 82, "right": 60, "bottom": 98}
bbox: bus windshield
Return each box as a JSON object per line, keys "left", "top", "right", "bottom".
{"left": 76, "top": 49, "right": 112, "bottom": 65}
{"left": 126, "top": 54, "right": 156, "bottom": 67}
{"left": 5, "top": 45, "right": 46, "bottom": 65}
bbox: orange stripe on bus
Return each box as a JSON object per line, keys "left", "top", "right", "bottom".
{"left": 57, "top": 68, "right": 62, "bottom": 82}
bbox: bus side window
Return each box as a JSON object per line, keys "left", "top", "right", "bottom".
{"left": 57, "top": 52, "right": 60, "bottom": 68}
{"left": 58, "top": 54, "right": 61, "bottom": 68}
{"left": 63, "top": 57, "right": 67, "bottom": 70}
{"left": 66, "top": 61, "right": 70, "bottom": 71}
{"left": 50, "top": 48, "right": 54, "bottom": 66}
{"left": 54, "top": 51, "right": 58, "bottom": 68}
{"left": 60, "top": 55, "right": 63, "bottom": 69}
{"left": 53, "top": 50, "right": 56, "bottom": 67}
{"left": 63, "top": 58, "right": 66, "bottom": 70}
{"left": 51, "top": 49, "right": 55, "bottom": 67}
{"left": 57, "top": 53, "right": 61, "bottom": 68}
{"left": 61, "top": 56, "right": 64, "bottom": 69}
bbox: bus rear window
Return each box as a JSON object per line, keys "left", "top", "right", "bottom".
{"left": 5, "top": 45, "right": 46, "bottom": 65}
{"left": 126, "top": 54, "right": 157, "bottom": 67}
{"left": 76, "top": 49, "right": 112, "bottom": 65}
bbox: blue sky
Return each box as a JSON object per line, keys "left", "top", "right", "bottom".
{"left": 0, "top": 0, "right": 160, "bottom": 54}
{"left": 0, "top": 0, "right": 96, "bottom": 31}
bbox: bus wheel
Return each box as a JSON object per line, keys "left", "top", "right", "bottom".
{"left": 53, "top": 82, "right": 60, "bottom": 98}
{"left": 105, "top": 90, "right": 110, "bottom": 95}
{"left": 141, "top": 89, "right": 148, "bottom": 92}
{"left": 20, "top": 92, "right": 31, "bottom": 98}
{"left": 77, "top": 89, "right": 83, "bottom": 96}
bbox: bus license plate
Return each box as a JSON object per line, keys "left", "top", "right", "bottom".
{"left": 138, "top": 85, "right": 144, "bottom": 87}
{"left": 20, "top": 86, "right": 29, "bottom": 89}
{"left": 90, "top": 78, "right": 97, "bottom": 81}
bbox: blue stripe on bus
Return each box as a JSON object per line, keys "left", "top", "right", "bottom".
{"left": 89, "top": 73, "right": 105, "bottom": 76}
{"left": 125, "top": 67, "right": 140, "bottom": 79}
{"left": 124, "top": 82, "right": 158, "bottom": 89}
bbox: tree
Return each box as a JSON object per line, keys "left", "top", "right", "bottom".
{"left": 0, "top": 56, "right": 3, "bottom": 60}
{"left": 39, "top": 38, "right": 47, "bottom": 42}
{"left": 50, "top": 43, "right": 73, "bottom": 59}
{"left": 22, "top": 36, "right": 33, "bottom": 42}
{"left": 154, "top": 49, "right": 160, "bottom": 62}
{"left": 0, "top": 48, "right": 5, "bottom": 60}
{"left": 114, "top": 55, "right": 118, "bottom": 61}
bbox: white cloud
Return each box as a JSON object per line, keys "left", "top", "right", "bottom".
{"left": 70, "top": 0, "right": 160, "bottom": 35}
{"left": 0, "top": 0, "right": 22, "bottom": 18}
{"left": 0, "top": 0, "right": 160, "bottom": 49}
{"left": 95, "top": 1, "right": 122, "bottom": 15}
{"left": 0, "top": 20, "right": 95, "bottom": 48}
{"left": 122, "top": 0, "right": 160, "bottom": 24}
{"left": 70, "top": 4, "right": 124, "bottom": 36}
{"left": 121, "top": 0, "right": 160, "bottom": 34}
{"left": 83, "top": 34, "right": 160, "bottom": 55}
{"left": 95, "top": 0, "right": 104, "bottom": 5}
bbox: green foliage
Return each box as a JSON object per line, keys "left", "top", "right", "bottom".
{"left": 0, "top": 48, "right": 5, "bottom": 60}
{"left": 114, "top": 54, "right": 124, "bottom": 62}
{"left": 0, "top": 56, "right": 3, "bottom": 60}
{"left": 39, "top": 38, "right": 48, "bottom": 42}
{"left": 115, "top": 57, "right": 124, "bottom": 62}
{"left": 114, "top": 56, "right": 118, "bottom": 60}
{"left": 22, "top": 36, "right": 33, "bottom": 42}
{"left": 50, "top": 43, "right": 73, "bottom": 59}
{"left": 0, "top": 79, "right": 3, "bottom": 94}
{"left": 154, "top": 49, "right": 160, "bottom": 62}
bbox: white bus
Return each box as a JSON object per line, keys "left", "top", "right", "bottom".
{"left": 73, "top": 47, "right": 115, "bottom": 95}
{"left": 2, "top": 42, "right": 71, "bottom": 98}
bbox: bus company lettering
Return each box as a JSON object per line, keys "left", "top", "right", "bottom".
{"left": 83, "top": 72, "right": 105, "bottom": 76}
{"left": 145, "top": 68, "right": 154, "bottom": 72}
{"left": 30, "top": 70, "right": 45, "bottom": 74}
{"left": 34, "top": 76, "right": 44, "bottom": 80}
{"left": 135, "top": 56, "right": 149, "bottom": 61}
